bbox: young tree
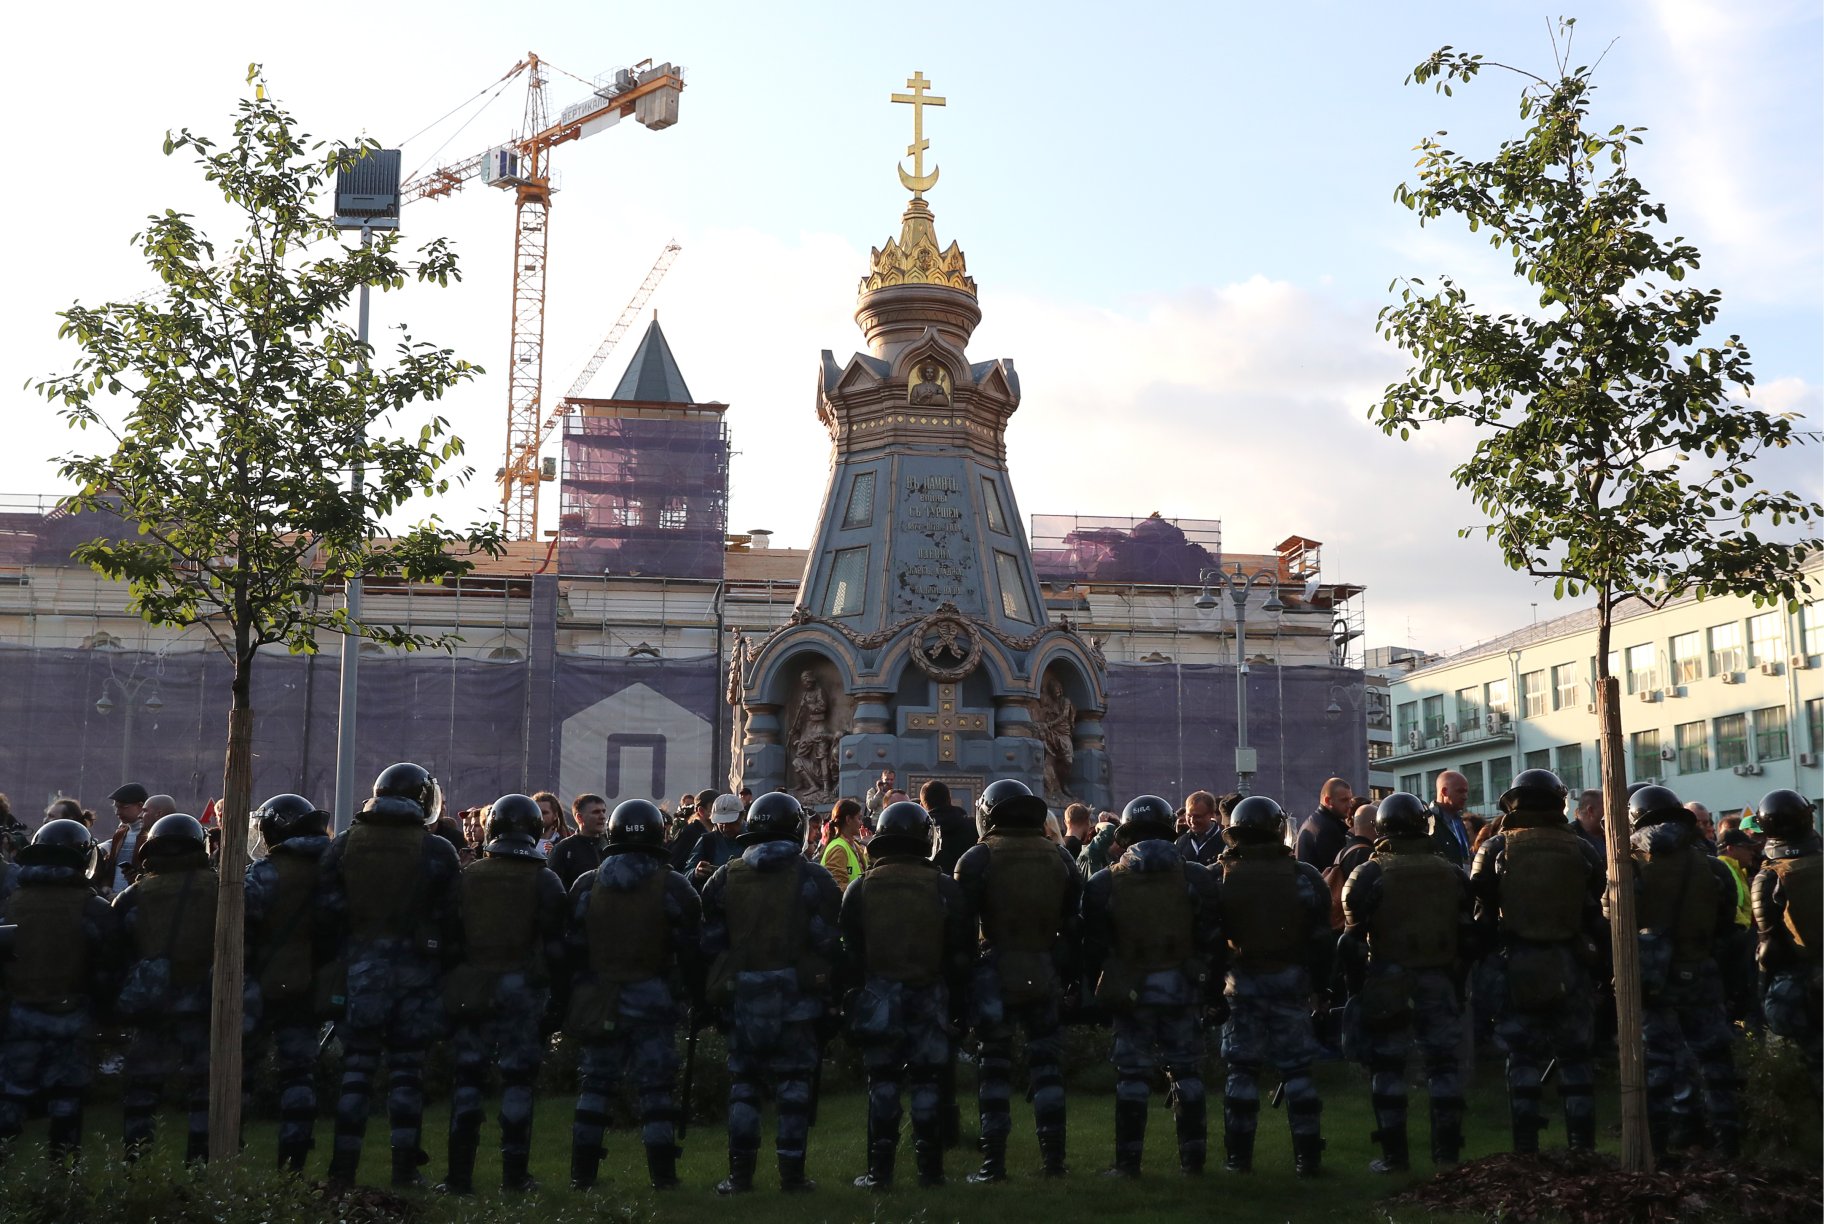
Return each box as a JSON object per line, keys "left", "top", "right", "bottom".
{"left": 1374, "top": 22, "right": 1820, "bottom": 1171}
{"left": 34, "top": 68, "right": 502, "bottom": 1162}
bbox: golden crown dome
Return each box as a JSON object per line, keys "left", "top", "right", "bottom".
{"left": 859, "top": 199, "right": 975, "bottom": 299}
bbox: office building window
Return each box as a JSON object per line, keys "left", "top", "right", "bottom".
{"left": 1462, "top": 762, "right": 1485, "bottom": 808}
{"left": 1552, "top": 663, "right": 1580, "bottom": 710}
{"left": 1714, "top": 713, "right": 1748, "bottom": 769}
{"left": 1670, "top": 632, "right": 1703, "bottom": 685}
{"left": 1809, "top": 698, "right": 1823, "bottom": 755}
{"left": 1554, "top": 743, "right": 1584, "bottom": 791}
{"left": 1488, "top": 756, "right": 1513, "bottom": 800}
{"left": 1676, "top": 720, "right": 1709, "bottom": 774}
{"left": 1399, "top": 773, "right": 1422, "bottom": 794}
{"left": 1753, "top": 706, "right": 1789, "bottom": 762}
{"left": 1422, "top": 695, "right": 1445, "bottom": 737}
{"left": 1397, "top": 701, "right": 1419, "bottom": 747}
{"left": 1523, "top": 748, "right": 1550, "bottom": 771}
{"left": 1708, "top": 623, "right": 1745, "bottom": 677}
{"left": 1485, "top": 678, "right": 1510, "bottom": 719}
{"left": 1456, "top": 686, "right": 1482, "bottom": 732}
{"left": 1802, "top": 604, "right": 1823, "bottom": 660}
{"left": 1521, "top": 670, "right": 1547, "bottom": 718}
{"left": 1626, "top": 643, "right": 1656, "bottom": 695}
{"left": 1630, "top": 729, "right": 1661, "bottom": 781}
{"left": 1747, "top": 612, "right": 1785, "bottom": 667}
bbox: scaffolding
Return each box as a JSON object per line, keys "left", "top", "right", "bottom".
{"left": 1029, "top": 513, "right": 1222, "bottom": 586}
{"left": 556, "top": 406, "right": 730, "bottom": 580}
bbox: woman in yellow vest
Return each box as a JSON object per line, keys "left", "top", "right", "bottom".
{"left": 821, "top": 798, "right": 866, "bottom": 893}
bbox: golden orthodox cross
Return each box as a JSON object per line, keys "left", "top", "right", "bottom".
{"left": 891, "top": 71, "right": 945, "bottom": 197}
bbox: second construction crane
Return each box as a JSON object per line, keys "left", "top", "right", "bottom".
{"left": 402, "top": 53, "right": 685, "bottom": 540}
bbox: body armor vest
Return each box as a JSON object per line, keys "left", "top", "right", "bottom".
{"left": 981, "top": 832, "right": 1068, "bottom": 953}
{"left": 460, "top": 856, "right": 545, "bottom": 976}
{"left": 1771, "top": 854, "right": 1821, "bottom": 960}
{"left": 1638, "top": 844, "right": 1719, "bottom": 964}
{"left": 588, "top": 868, "right": 673, "bottom": 982}
{"left": 1109, "top": 864, "right": 1195, "bottom": 972}
{"left": 135, "top": 867, "right": 217, "bottom": 989}
{"left": 1370, "top": 849, "right": 1459, "bottom": 968}
{"left": 257, "top": 852, "right": 320, "bottom": 1001}
{"left": 4, "top": 886, "right": 90, "bottom": 1009}
{"left": 1221, "top": 847, "right": 1302, "bottom": 968}
{"left": 724, "top": 857, "right": 805, "bottom": 972}
{"left": 1498, "top": 827, "right": 1587, "bottom": 943}
{"left": 861, "top": 861, "right": 945, "bottom": 984}
{"left": 344, "top": 822, "right": 426, "bottom": 942}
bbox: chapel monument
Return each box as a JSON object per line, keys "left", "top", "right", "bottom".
{"left": 729, "top": 74, "right": 1112, "bottom": 814}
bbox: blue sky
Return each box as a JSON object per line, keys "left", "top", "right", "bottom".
{"left": 4, "top": 0, "right": 1818, "bottom": 653}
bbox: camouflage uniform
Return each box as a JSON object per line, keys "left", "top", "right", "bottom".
{"left": 565, "top": 849, "right": 702, "bottom": 1190}
{"left": 953, "top": 826, "right": 1083, "bottom": 1179}
{"left": 0, "top": 862, "right": 117, "bottom": 1159}
{"left": 113, "top": 848, "right": 217, "bottom": 1162}
{"left": 1626, "top": 819, "right": 1743, "bottom": 1156}
{"left": 442, "top": 852, "right": 567, "bottom": 1192}
{"left": 1081, "top": 838, "right": 1224, "bottom": 1175}
{"left": 1213, "top": 840, "right": 1333, "bottom": 1173}
{"left": 839, "top": 848, "right": 974, "bottom": 1187}
{"left": 243, "top": 831, "right": 333, "bottom": 1170}
{"left": 1339, "top": 834, "right": 1475, "bottom": 1169}
{"left": 1752, "top": 832, "right": 1822, "bottom": 1093}
{"left": 700, "top": 838, "right": 842, "bottom": 1191}
{"left": 316, "top": 796, "right": 463, "bottom": 1186}
{"left": 1471, "top": 811, "right": 1606, "bottom": 1152}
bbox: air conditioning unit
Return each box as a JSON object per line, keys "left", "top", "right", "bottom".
{"left": 1442, "top": 722, "right": 1458, "bottom": 744}
{"left": 1659, "top": 746, "right": 1677, "bottom": 762}
{"left": 1720, "top": 672, "right": 1740, "bottom": 685}
{"left": 1585, "top": 702, "right": 1598, "bottom": 714}
{"left": 1639, "top": 690, "right": 1661, "bottom": 703}
{"left": 1426, "top": 737, "right": 1442, "bottom": 750}
{"left": 1733, "top": 763, "right": 1763, "bottom": 777}
{"left": 1793, "top": 654, "right": 1814, "bottom": 671}
{"left": 1407, "top": 729, "right": 1422, "bottom": 750}
{"left": 1485, "top": 713, "right": 1505, "bottom": 735}
{"left": 1761, "top": 661, "right": 1784, "bottom": 676}
{"left": 1801, "top": 752, "right": 1820, "bottom": 767}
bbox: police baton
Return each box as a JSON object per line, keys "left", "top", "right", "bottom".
{"left": 679, "top": 1006, "right": 701, "bottom": 1139}
{"left": 1270, "top": 1081, "right": 1287, "bottom": 1109}
{"left": 1541, "top": 1057, "right": 1559, "bottom": 1086}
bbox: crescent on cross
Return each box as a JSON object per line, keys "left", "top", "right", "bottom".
{"left": 891, "top": 71, "right": 946, "bottom": 197}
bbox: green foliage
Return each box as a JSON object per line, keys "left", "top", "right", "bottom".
{"left": 33, "top": 65, "right": 501, "bottom": 661}
{"left": 1375, "top": 21, "right": 1820, "bottom": 616}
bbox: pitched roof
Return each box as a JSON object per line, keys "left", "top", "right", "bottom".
{"left": 610, "top": 318, "right": 694, "bottom": 404}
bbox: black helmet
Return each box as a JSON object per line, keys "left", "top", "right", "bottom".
{"left": 1499, "top": 768, "right": 1569, "bottom": 818}
{"left": 975, "top": 778, "right": 1050, "bottom": 835}
{"left": 1374, "top": 791, "right": 1430, "bottom": 839}
{"left": 138, "top": 813, "right": 209, "bottom": 867}
{"left": 19, "top": 818, "right": 98, "bottom": 874}
{"left": 872, "top": 800, "right": 934, "bottom": 858}
{"left": 372, "top": 762, "right": 441, "bottom": 826}
{"left": 604, "top": 799, "right": 668, "bottom": 858}
{"left": 1756, "top": 789, "right": 1817, "bottom": 842}
{"left": 483, "top": 793, "right": 545, "bottom": 860}
{"left": 1117, "top": 794, "right": 1176, "bottom": 846}
{"left": 1627, "top": 784, "right": 1685, "bottom": 830}
{"left": 255, "top": 793, "right": 330, "bottom": 846}
{"left": 1225, "top": 795, "right": 1286, "bottom": 843}
{"left": 742, "top": 791, "right": 806, "bottom": 847}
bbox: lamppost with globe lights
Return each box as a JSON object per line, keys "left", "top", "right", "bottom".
{"left": 1194, "top": 563, "right": 1284, "bottom": 795}
{"left": 95, "top": 673, "right": 164, "bottom": 783}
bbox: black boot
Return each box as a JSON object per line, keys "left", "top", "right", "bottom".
{"left": 645, "top": 1143, "right": 680, "bottom": 1190}
{"left": 1038, "top": 1129, "right": 1068, "bottom": 1178}
{"left": 326, "top": 1146, "right": 360, "bottom": 1189}
{"left": 1368, "top": 1124, "right": 1408, "bottom": 1174}
{"left": 1431, "top": 1098, "right": 1464, "bottom": 1166}
{"left": 853, "top": 1138, "right": 896, "bottom": 1191}
{"left": 779, "top": 1152, "right": 816, "bottom": 1193}
{"left": 391, "top": 1146, "right": 427, "bottom": 1189}
{"left": 967, "top": 1135, "right": 1006, "bottom": 1184}
{"left": 1223, "top": 1128, "right": 1254, "bottom": 1174}
{"left": 1293, "top": 1132, "right": 1325, "bottom": 1177}
{"left": 185, "top": 1132, "right": 209, "bottom": 1167}
{"left": 1564, "top": 1114, "right": 1595, "bottom": 1154}
{"left": 1513, "top": 1111, "right": 1543, "bottom": 1156}
{"left": 915, "top": 1130, "right": 946, "bottom": 1187}
{"left": 570, "top": 1143, "right": 604, "bottom": 1191}
{"left": 716, "top": 1148, "right": 757, "bottom": 1195}
{"left": 1647, "top": 1108, "right": 1670, "bottom": 1161}
{"left": 1105, "top": 1098, "right": 1146, "bottom": 1178}
{"left": 438, "top": 1127, "right": 478, "bottom": 1195}
{"left": 502, "top": 1151, "right": 536, "bottom": 1193}
{"left": 1175, "top": 1094, "right": 1207, "bottom": 1176}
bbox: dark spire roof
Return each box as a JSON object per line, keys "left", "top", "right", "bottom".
{"left": 610, "top": 317, "right": 694, "bottom": 403}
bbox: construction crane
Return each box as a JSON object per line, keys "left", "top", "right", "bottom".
{"left": 563, "top": 240, "right": 682, "bottom": 402}
{"left": 401, "top": 53, "right": 685, "bottom": 540}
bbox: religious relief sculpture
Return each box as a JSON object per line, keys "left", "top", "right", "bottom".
{"left": 726, "top": 630, "right": 752, "bottom": 793}
{"left": 787, "top": 670, "right": 839, "bottom": 802}
{"left": 909, "top": 359, "right": 950, "bottom": 406}
{"left": 1037, "top": 676, "right": 1077, "bottom": 805}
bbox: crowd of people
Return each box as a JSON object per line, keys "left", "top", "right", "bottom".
{"left": 0, "top": 763, "right": 1816, "bottom": 1196}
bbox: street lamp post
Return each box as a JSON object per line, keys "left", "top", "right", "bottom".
{"left": 1194, "top": 563, "right": 1284, "bottom": 795}
{"left": 95, "top": 673, "right": 165, "bottom": 783}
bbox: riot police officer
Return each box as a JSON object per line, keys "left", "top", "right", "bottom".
{"left": 700, "top": 791, "right": 842, "bottom": 1193}
{"left": 1212, "top": 794, "right": 1333, "bottom": 1176}
{"left": 1469, "top": 767, "right": 1605, "bottom": 1154}
{"left": 317, "top": 762, "right": 463, "bottom": 1187}
{"left": 1339, "top": 791, "right": 1475, "bottom": 1172}
{"left": 440, "top": 795, "right": 567, "bottom": 1194}
{"left": 0, "top": 819, "right": 117, "bottom": 1161}
{"left": 243, "top": 793, "right": 335, "bottom": 1172}
{"left": 113, "top": 812, "right": 217, "bottom": 1163}
{"left": 840, "top": 800, "right": 974, "bottom": 1190}
{"left": 1750, "top": 788, "right": 1821, "bottom": 1093}
{"left": 1081, "top": 794, "right": 1223, "bottom": 1177}
{"left": 953, "top": 778, "right": 1082, "bottom": 1181}
{"left": 565, "top": 798, "right": 702, "bottom": 1192}
{"left": 1625, "top": 784, "right": 1743, "bottom": 1157}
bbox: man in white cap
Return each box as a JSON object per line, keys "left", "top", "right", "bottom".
{"left": 688, "top": 793, "right": 746, "bottom": 890}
